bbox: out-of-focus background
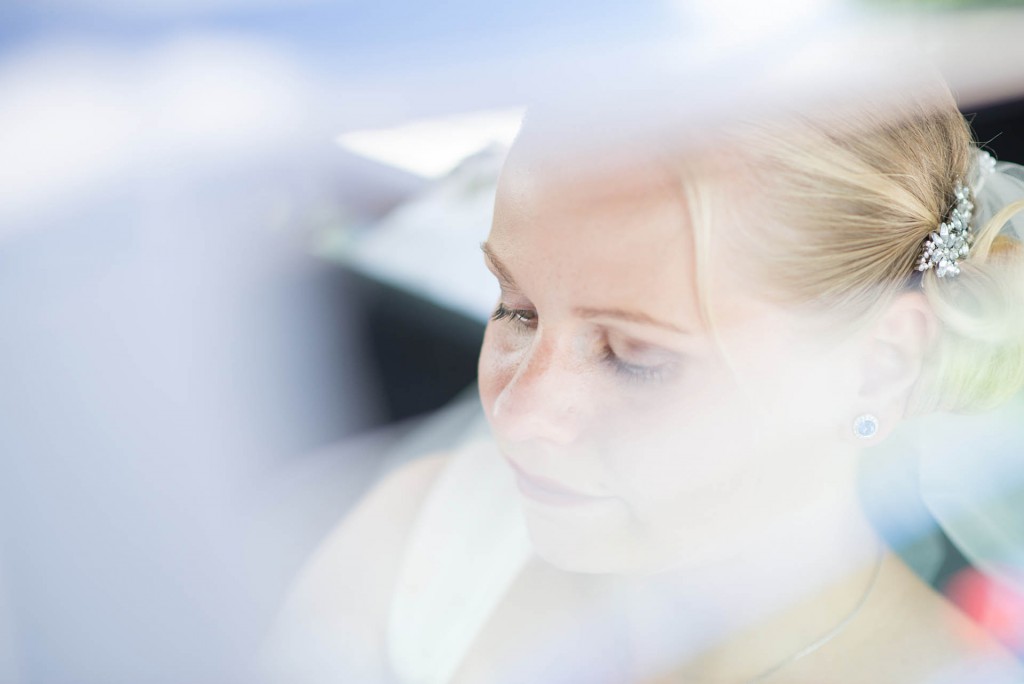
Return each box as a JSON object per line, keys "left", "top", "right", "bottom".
{"left": 1, "top": 1, "right": 1024, "bottom": 681}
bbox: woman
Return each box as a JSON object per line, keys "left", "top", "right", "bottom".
{"left": 268, "top": 91, "right": 1024, "bottom": 683}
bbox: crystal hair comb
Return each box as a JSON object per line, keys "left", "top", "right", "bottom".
{"left": 915, "top": 150, "right": 996, "bottom": 279}
{"left": 916, "top": 178, "right": 975, "bottom": 278}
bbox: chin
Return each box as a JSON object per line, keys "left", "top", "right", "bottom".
{"left": 523, "top": 509, "right": 725, "bottom": 577}
{"left": 522, "top": 511, "right": 650, "bottom": 575}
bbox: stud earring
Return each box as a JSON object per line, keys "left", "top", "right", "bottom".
{"left": 852, "top": 414, "right": 879, "bottom": 440}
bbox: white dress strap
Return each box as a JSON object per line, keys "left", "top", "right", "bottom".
{"left": 387, "top": 439, "right": 532, "bottom": 684}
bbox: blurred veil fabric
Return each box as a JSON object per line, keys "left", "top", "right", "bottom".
{"left": 917, "top": 155, "right": 1024, "bottom": 595}
{"left": 5, "top": 1, "right": 1024, "bottom": 681}
{"left": 920, "top": 397, "right": 1024, "bottom": 593}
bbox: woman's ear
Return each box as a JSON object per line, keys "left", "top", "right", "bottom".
{"left": 856, "top": 291, "right": 939, "bottom": 436}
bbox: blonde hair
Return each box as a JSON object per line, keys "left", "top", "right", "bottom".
{"left": 681, "top": 93, "right": 1024, "bottom": 416}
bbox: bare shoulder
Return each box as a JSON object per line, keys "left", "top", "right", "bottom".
{"left": 263, "top": 453, "right": 452, "bottom": 682}
{"left": 849, "top": 555, "right": 1024, "bottom": 683}
{"left": 296, "top": 454, "right": 450, "bottom": 595}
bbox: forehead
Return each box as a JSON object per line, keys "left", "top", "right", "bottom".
{"left": 489, "top": 151, "right": 702, "bottom": 324}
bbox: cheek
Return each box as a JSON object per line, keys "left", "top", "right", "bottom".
{"left": 477, "top": 324, "right": 518, "bottom": 417}
{"left": 600, "top": 335, "right": 841, "bottom": 528}
{"left": 605, "top": 363, "right": 760, "bottom": 499}
{"left": 722, "top": 333, "right": 854, "bottom": 446}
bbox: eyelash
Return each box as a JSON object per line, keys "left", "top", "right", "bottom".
{"left": 491, "top": 303, "right": 537, "bottom": 327}
{"left": 601, "top": 348, "right": 669, "bottom": 384}
{"left": 491, "top": 303, "right": 670, "bottom": 384}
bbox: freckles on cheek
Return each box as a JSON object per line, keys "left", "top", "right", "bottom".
{"left": 478, "top": 328, "right": 520, "bottom": 413}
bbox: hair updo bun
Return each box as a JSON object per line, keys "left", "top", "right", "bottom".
{"left": 681, "top": 89, "right": 1024, "bottom": 416}
{"left": 915, "top": 179, "right": 1024, "bottom": 415}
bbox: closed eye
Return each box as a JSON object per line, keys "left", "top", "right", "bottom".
{"left": 601, "top": 346, "right": 673, "bottom": 384}
{"left": 492, "top": 303, "right": 538, "bottom": 329}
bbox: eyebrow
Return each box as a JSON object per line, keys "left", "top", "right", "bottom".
{"left": 575, "top": 307, "right": 688, "bottom": 334}
{"left": 481, "top": 241, "right": 688, "bottom": 335}
{"left": 480, "top": 241, "right": 518, "bottom": 290}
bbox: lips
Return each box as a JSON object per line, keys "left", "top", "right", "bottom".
{"left": 501, "top": 455, "right": 613, "bottom": 507}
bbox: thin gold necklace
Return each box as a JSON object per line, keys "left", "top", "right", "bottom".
{"left": 744, "top": 545, "right": 886, "bottom": 683}
{"left": 673, "top": 545, "right": 887, "bottom": 684}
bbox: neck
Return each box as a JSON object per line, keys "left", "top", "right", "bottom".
{"left": 611, "top": 478, "right": 886, "bottom": 682}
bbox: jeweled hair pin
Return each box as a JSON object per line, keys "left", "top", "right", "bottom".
{"left": 916, "top": 178, "right": 975, "bottom": 279}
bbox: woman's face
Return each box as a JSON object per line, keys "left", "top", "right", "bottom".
{"left": 478, "top": 151, "right": 863, "bottom": 574}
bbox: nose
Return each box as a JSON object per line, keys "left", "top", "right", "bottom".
{"left": 488, "top": 335, "right": 587, "bottom": 446}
